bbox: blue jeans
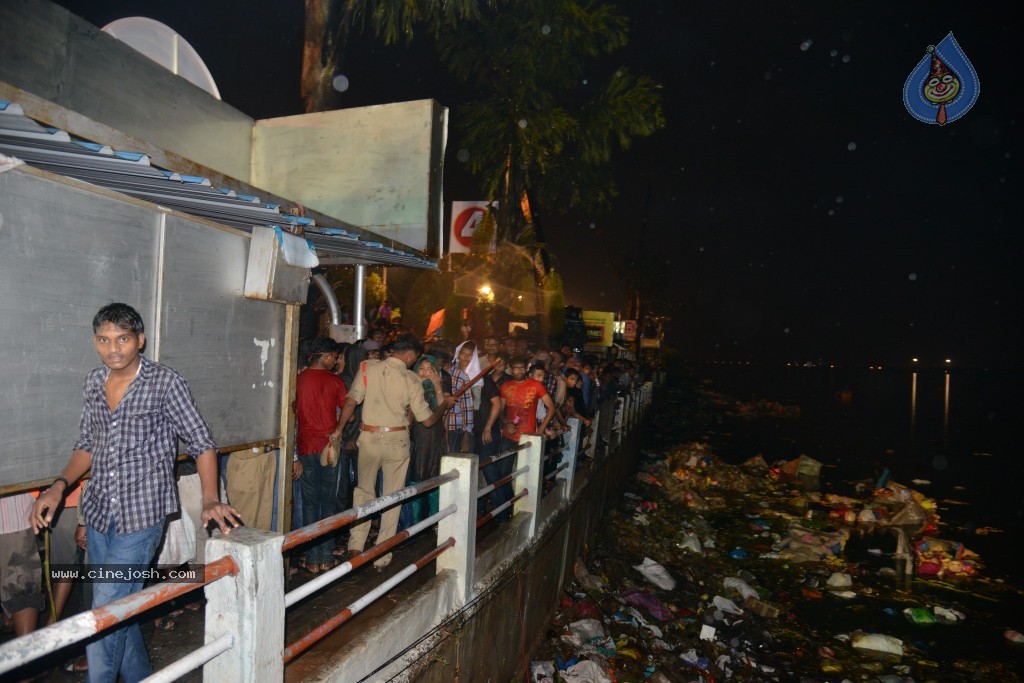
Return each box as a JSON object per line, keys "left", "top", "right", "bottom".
{"left": 298, "top": 453, "right": 338, "bottom": 565}
{"left": 86, "top": 519, "right": 165, "bottom": 683}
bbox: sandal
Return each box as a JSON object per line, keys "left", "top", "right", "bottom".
{"left": 63, "top": 655, "right": 88, "bottom": 673}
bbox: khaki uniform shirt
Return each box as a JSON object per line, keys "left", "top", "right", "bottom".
{"left": 347, "top": 357, "right": 433, "bottom": 427}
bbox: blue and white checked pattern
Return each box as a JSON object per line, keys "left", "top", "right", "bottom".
{"left": 76, "top": 356, "right": 216, "bottom": 534}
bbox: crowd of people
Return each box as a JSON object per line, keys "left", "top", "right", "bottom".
{"left": 0, "top": 308, "right": 647, "bottom": 682}
{"left": 286, "top": 326, "right": 647, "bottom": 574}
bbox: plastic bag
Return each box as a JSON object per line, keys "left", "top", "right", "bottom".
{"left": 712, "top": 595, "right": 743, "bottom": 615}
{"left": 852, "top": 633, "right": 904, "bottom": 656}
{"left": 632, "top": 557, "right": 676, "bottom": 590}
{"left": 560, "top": 660, "right": 611, "bottom": 683}
{"left": 530, "top": 661, "right": 555, "bottom": 683}
{"left": 826, "top": 572, "right": 853, "bottom": 587}
{"left": 320, "top": 437, "right": 340, "bottom": 467}
{"left": 568, "top": 619, "right": 606, "bottom": 643}
{"left": 723, "top": 576, "right": 758, "bottom": 600}
{"left": 678, "top": 532, "right": 702, "bottom": 554}
{"left": 620, "top": 589, "right": 672, "bottom": 621}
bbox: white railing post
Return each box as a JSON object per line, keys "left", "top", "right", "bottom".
{"left": 560, "top": 418, "right": 579, "bottom": 498}
{"left": 513, "top": 434, "right": 544, "bottom": 539}
{"left": 203, "top": 527, "right": 284, "bottom": 682}
{"left": 436, "top": 454, "right": 478, "bottom": 606}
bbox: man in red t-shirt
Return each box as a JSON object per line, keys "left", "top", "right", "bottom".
{"left": 491, "top": 357, "right": 555, "bottom": 522}
{"left": 295, "top": 338, "right": 348, "bottom": 572}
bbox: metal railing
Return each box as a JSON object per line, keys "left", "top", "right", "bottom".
{"left": 0, "top": 555, "right": 238, "bottom": 677}
{"left": 0, "top": 381, "right": 655, "bottom": 681}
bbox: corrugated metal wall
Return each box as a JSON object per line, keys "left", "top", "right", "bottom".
{"left": 0, "top": 164, "right": 284, "bottom": 486}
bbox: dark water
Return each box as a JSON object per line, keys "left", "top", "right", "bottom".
{"left": 695, "top": 364, "right": 1024, "bottom": 583}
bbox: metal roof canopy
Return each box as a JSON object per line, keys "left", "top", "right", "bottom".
{"left": 0, "top": 100, "right": 438, "bottom": 271}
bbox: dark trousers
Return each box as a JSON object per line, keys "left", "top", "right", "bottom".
{"left": 482, "top": 437, "right": 520, "bottom": 522}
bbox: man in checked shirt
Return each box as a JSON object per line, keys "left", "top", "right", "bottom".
{"left": 29, "top": 303, "right": 241, "bottom": 683}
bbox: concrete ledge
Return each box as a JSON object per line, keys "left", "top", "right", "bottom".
{"left": 308, "top": 570, "right": 458, "bottom": 683}
{"left": 473, "top": 512, "right": 533, "bottom": 582}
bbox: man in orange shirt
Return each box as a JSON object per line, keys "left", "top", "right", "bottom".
{"left": 495, "top": 357, "right": 555, "bottom": 522}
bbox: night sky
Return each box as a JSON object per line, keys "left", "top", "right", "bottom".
{"left": 53, "top": 1, "right": 1021, "bottom": 368}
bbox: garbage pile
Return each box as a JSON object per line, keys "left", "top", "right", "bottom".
{"left": 530, "top": 444, "right": 1024, "bottom": 682}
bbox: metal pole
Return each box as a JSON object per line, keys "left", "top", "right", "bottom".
{"left": 354, "top": 263, "right": 366, "bottom": 339}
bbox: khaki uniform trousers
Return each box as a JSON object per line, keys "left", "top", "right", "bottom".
{"left": 226, "top": 450, "right": 276, "bottom": 532}
{"left": 347, "top": 429, "right": 410, "bottom": 567}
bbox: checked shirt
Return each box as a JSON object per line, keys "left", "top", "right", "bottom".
{"left": 76, "top": 355, "right": 216, "bottom": 534}
{"left": 445, "top": 366, "right": 474, "bottom": 434}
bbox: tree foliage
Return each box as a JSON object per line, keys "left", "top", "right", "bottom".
{"left": 439, "top": 0, "right": 664, "bottom": 242}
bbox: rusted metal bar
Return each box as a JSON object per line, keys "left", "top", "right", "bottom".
{"left": 284, "top": 505, "right": 456, "bottom": 608}
{"left": 0, "top": 556, "right": 237, "bottom": 676}
{"left": 544, "top": 463, "right": 570, "bottom": 481}
{"left": 282, "top": 470, "right": 459, "bottom": 552}
{"left": 476, "top": 465, "right": 530, "bottom": 499}
{"left": 91, "top": 556, "right": 238, "bottom": 631}
{"left": 451, "top": 362, "right": 495, "bottom": 400}
{"left": 139, "top": 633, "right": 233, "bottom": 683}
{"left": 475, "top": 489, "right": 528, "bottom": 529}
{"left": 282, "top": 537, "right": 456, "bottom": 664}
{"left": 543, "top": 445, "right": 567, "bottom": 462}
{"left": 476, "top": 441, "right": 528, "bottom": 470}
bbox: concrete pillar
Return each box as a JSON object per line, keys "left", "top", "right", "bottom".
{"left": 513, "top": 434, "right": 544, "bottom": 540}
{"left": 203, "top": 527, "right": 284, "bottom": 682}
{"left": 436, "top": 453, "right": 479, "bottom": 605}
